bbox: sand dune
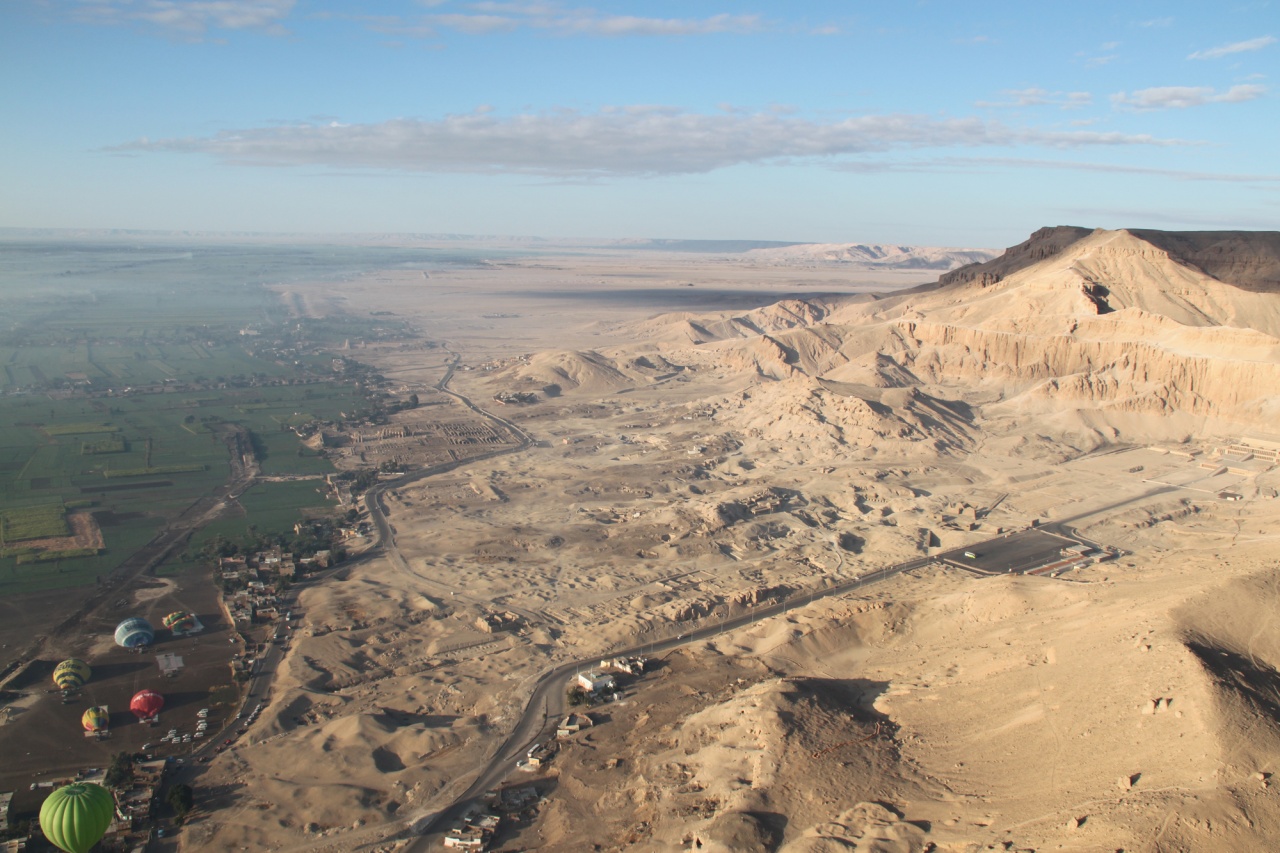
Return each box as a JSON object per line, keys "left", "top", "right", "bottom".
{"left": 185, "top": 227, "right": 1280, "bottom": 852}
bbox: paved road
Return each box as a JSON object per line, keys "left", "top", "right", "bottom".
{"left": 400, "top": 483, "right": 1188, "bottom": 846}
{"left": 400, "top": 555, "right": 934, "bottom": 849}
{"left": 363, "top": 347, "right": 533, "bottom": 607}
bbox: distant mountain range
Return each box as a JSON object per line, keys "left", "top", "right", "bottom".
{"left": 740, "top": 242, "right": 999, "bottom": 270}
{"left": 0, "top": 228, "right": 997, "bottom": 270}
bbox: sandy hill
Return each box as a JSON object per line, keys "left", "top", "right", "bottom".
{"left": 477, "top": 226, "right": 1279, "bottom": 451}
{"left": 628, "top": 227, "right": 1280, "bottom": 443}
{"left": 935, "top": 225, "right": 1280, "bottom": 296}
{"left": 495, "top": 350, "right": 636, "bottom": 396}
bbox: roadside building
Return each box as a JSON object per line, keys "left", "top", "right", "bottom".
{"left": 601, "top": 656, "right": 647, "bottom": 675}
{"left": 556, "top": 713, "right": 593, "bottom": 738}
{"left": 577, "top": 671, "right": 615, "bottom": 693}
{"left": 442, "top": 812, "right": 499, "bottom": 850}
{"left": 442, "top": 826, "right": 486, "bottom": 849}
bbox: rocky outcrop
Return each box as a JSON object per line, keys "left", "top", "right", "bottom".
{"left": 935, "top": 225, "right": 1094, "bottom": 289}
{"left": 1129, "top": 229, "right": 1280, "bottom": 293}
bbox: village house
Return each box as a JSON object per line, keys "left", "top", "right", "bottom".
{"left": 556, "top": 713, "right": 594, "bottom": 738}
{"left": 600, "top": 656, "right": 647, "bottom": 676}
{"left": 577, "top": 671, "right": 616, "bottom": 694}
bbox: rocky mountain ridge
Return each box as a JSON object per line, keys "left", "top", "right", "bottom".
{"left": 485, "top": 226, "right": 1280, "bottom": 445}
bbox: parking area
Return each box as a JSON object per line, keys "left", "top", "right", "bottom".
{"left": 937, "top": 528, "right": 1095, "bottom": 575}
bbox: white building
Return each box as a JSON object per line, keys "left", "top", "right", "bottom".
{"left": 577, "top": 671, "right": 615, "bottom": 693}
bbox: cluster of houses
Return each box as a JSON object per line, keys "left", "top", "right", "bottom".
{"left": 442, "top": 782, "right": 548, "bottom": 850}
{"left": 575, "top": 655, "right": 648, "bottom": 701}
{"left": 442, "top": 810, "right": 501, "bottom": 850}
{"left": 111, "top": 759, "right": 168, "bottom": 842}
{"left": 438, "top": 660, "right": 655, "bottom": 849}
{"left": 491, "top": 391, "right": 538, "bottom": 405}
{"left": 219, "top": 547, "right": 329, "bottom": 626}
{"left": 1, "top": 758, "right": 170, "bottom": 852}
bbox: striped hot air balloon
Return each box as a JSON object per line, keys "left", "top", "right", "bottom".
{"left": 52, "top": 659, "right": 91, "bottom": 691}
{"left": 113, "top": 617, "right": 154, "bottom": 648}
{"left": 81, "top": 706, "right": 109, "bottom": 733}
{"left": 39, "top": 782, "right": 115, "bottom": 853}
{"left": 163, "top": 611, "right": 195, "bottom": 633}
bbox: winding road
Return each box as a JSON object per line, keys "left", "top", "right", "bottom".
{"left": 268, "top": 354, "right": 1180, "bottom": 852}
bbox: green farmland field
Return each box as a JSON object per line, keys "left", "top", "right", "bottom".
{"left": 0, "top": 503, "right": 68, "bottom": 543}
{"left": 0, "top": 238, "right": 429, "bottom": 592}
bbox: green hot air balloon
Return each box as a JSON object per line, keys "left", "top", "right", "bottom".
{"left": 39, "top": 782, "right": 115, "bottom": 853}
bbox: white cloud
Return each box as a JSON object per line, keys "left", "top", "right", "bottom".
{"left": 109, "top": 107, "right": 1186, "bottom": 178}
{"left": 1188, "top": 35, "right": 1276, "bottom": 60}
{"left": 425, "top": 12, "right": 519, "bottom": 34}
{"left": 938, "top": 157, "right": 1279, "bottom": 185}
{"left": 69, "top": 0, "right": 296, "bottom": 34}
{"left": 551, "top": 12, "right": 763, "bottom": 36}
{"left": 976, "top": 88, "right": 1092, "bottom": 109}
{"left": 1111, "top": 84, "right": 1267, "bottom": 110}
{"left": 400, "top": 3, "right": 765, "bottom": 37}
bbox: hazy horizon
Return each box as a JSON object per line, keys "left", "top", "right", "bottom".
{"left": 3, "top": 1, "right": 1276, "bottom": 245}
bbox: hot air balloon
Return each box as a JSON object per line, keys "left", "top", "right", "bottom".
{"left": 81, "top": 706, "right": 109, "bottom": 733}
{"left": 162, "top": 611, "right": 195, "bottom": 633}
{"left": 129, "top": 689, "right": 163, "bottom": 722}
{"left": 39, "top": 782, "right": 115, "bottom": 853}
{"left": 113, "top": 617, "right": 154, "bottom": 648}
{"left": 53, "top": 659, "right": 92, "bottom": 691}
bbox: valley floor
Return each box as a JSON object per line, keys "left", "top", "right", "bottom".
{"left": 180, "top": 245, "right": 1280, "bottom": 853}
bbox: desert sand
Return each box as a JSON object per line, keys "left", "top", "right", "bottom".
{"left": 181, "top": 230, "right": 1280, "bottom": 852}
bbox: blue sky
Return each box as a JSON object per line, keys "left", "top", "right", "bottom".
{"left": 1, "top": 1, "right": 1276, "bottom": 245}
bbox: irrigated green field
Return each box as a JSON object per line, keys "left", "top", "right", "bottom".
{"left": 0, "top": 503, "right": 69, "bottom": 543}
{"left": 178, "top": 478, "right": 335, "bottom": 569}
{"left": 0, "top": 239, "right": 427, "bottom": 592}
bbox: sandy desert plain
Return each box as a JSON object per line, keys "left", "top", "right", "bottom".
{"left": 162, "top": 228, "right": 1280, "bottom": 853}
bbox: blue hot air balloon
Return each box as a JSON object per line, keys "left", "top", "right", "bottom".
{"left": 113, "top": 617, "right": 154, "bottom": 648}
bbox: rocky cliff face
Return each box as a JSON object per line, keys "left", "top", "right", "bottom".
{"left": 478, "top": 226, "right": 1279, "bottom": 446}
{"left": 935, "top": 225, "right": 1094, "bottom": 289}
{"left": 685, "top": 227, "right": 1280, "bottom": 442}
{"left": 1129, "top": 230, "right": 1280, "bottom": 293}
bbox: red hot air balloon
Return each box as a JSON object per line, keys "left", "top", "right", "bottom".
{"left": 129, "top": 689, "right": 163, "bottom": 722}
